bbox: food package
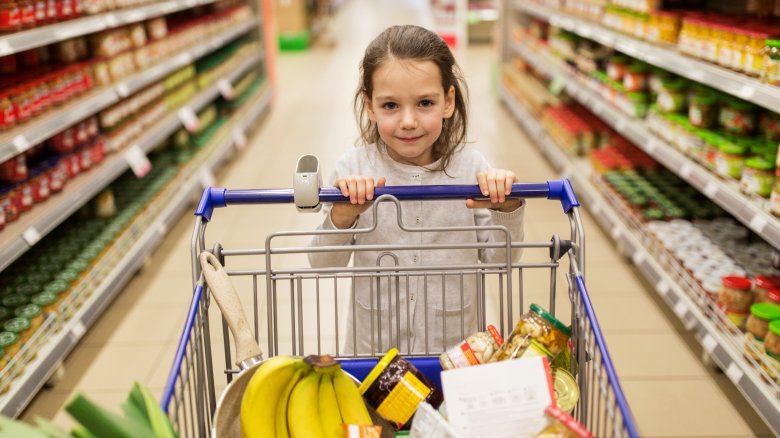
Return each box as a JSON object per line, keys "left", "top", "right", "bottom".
{"left": 534, "top": 406, "right": 593, "bottom": 438}
{"left": 439, "top": 324, "right": 504, "bottom": 370}
{"left": 489, "top": 304, "right": 571, "bottom": 363}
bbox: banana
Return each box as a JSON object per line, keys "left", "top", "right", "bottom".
{"left": 240, "top": 356, "right": 303, "bottom": 438}
{"left": 332, "top": 369, "right": 372, "bottom": 426}
{"left": 288, "top": 372, "right": 326, "bottom": 438}
{"left": 275, "top": 365, "right": 309, "bottom": 438}
{"left": 318, "top": 373, "right": 344, "bottom": 438}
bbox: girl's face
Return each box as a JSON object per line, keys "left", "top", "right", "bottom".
{"left": 366, "top": 59, "right": 455, "bottom": 166}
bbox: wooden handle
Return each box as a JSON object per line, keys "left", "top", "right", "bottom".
{"left": 200, "top": 251, "right": 263, "bottom": 365}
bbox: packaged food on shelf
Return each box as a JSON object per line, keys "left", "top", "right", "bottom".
{"left": 359, "top": 348, "right": 443, "bottom": 428}
{"left": 740, "top": 157, "right": 775, "bottom": 198}
{"left": 439, "top": 324, "right": 504, "bottom": 370}
{"left": 490, "top": 304, "right": 571, "bottom": 363}
{"left": 0, "top": 332, "right": 20, "bottom": 359}
{"left": 720, "top": 98, "right": 757, "bottom": 136}
{"left": 718, "top": 276, "right": 754, "bottom": 328}
{"left": 745, "top": 302, "right": 780, "bottom": 360}
{"left": 764, "top": 320, "right": 780, "bottom": 379}
{"left": 764, "top": 38, "right": 780, "bottom": 85}
{"left": 688, "top": 90, "right": 718, "bottom": 129}
{"left": 714, "top": 139, "right": 746, "bottom": 179}
{"left": 656, "top": 78, "right": 687, "bottom": 113}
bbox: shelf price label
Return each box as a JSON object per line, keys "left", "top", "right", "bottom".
{"left": 22, "top": 227, "right": 41, "bottom": 246}
{"left": 0, "top": 40, "right": 12, "bottom": 57}
{"left": 217, "top": 79, "right": 235, "bottom": 100}
{"left": 702, "top": 334, "right": 717, "bottom": 355}
{"left": 232, "top": 128, "right": 248, "bottom": 151}
{"left": 178, "top": 107, "right": 199, "bottom": 133}
{"left": 125, "top": 144, "right": 152, "bottom": 178}
{"left": 13, "top": 135, "right": 30, "bottom": 154}
{"left": 725, "top": 363, "right": 744, "bottom": 384}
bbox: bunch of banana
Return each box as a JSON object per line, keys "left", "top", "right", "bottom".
{"left": 240, "top": 355, "right": 374, "bottom": 438}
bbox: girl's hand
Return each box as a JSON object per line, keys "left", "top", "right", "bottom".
{"left": 330, "top": 176, "right": 387, "bottom": 229}
{"left": 467, "top": 169, "right": 524, "bottom": 212}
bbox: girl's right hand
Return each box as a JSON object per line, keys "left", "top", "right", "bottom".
{"left": 330, "top": 175, "right": 386, "bottom": 229}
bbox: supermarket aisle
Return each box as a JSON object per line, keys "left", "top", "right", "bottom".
{"left": 20, "top": 0, "right": 771, "bottom": 436}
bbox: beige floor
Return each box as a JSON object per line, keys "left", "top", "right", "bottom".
{"left": 20, "top": 1, "right": 774, "bottom": 436}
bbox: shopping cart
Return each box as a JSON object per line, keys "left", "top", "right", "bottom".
{"left": 160, "top": 171, "right": 639, "bottom": 437}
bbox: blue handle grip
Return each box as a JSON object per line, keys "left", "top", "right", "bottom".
{"left": 195, "top": 179, "right": 580, "bottom": 221}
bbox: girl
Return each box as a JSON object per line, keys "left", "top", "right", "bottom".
{"left": 309, "top": 25, "right": 525, "bottom": 354}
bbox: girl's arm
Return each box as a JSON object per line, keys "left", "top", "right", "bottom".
{"left": 307, "top": 202, "right": 357, "bottom": 268}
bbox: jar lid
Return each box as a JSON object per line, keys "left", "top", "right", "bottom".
{"left": 43, "top": 279, "right": 69, "bottom": 295}
{"left": 722, "top": 276, "right": 751, "bottom": 290}
{"left": 31, "top": 292, "right": 56, "bottom": 307}
{"left": 0, "top": 331, "right": 19, "bottom": 348}
{"left": 3, "top": 317, "right": 30, "bottom": 333}
{"left": 755, "top": 276, "right": 780, "bottom": 289}
{"left": 2, "top": 294, "right": 28, "bottom": 308}
{"left": 14, "top": 303, "right": 41, "bottom": 319}
{"left": 750, "top": 302, "right": 780, "bottom": 320}
{"left": 530, "top": 304, "right": 572, "bottom": 337}
{"left": 770, "top": 319, "right": 780, "bottom": 336}
{"left": 767, "top": 288, "right": 780, "bottom": 304}
{"left": 745, "top": 157, "right": 774, "bottom": 171}
{"left": 358, "top": 347, "right": 399, "bottom": 395}
{"left": 766, "top": 39, "right": 780, "bottom": 48}
{"left": 718, "top": 141, "right": 746, "bottom": 155}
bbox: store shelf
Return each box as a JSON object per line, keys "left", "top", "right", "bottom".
{"left": 499, "top": 84, "right": 780, "bottom": 435}
{"left": 0, "top": 51, "right": 263, "bottom": 273}
{"left": 0, "top": 17, "right": 259, "bottom": 163}
{"left": 0, "top": 0, "right": 218, "bottom": 57}
{"left": 511, "top": 41, "right": 780, "bottom": 250}
{"left": 0, "top": 80, "right": 273, "bottom": 419}
{"left": 514, "top": 2, "right": 780, "bottom": 114}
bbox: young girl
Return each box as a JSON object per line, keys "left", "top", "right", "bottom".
{"left": 309, "top": 25, "right": 525, "bottom": 354}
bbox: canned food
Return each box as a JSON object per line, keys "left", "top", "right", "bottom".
{"left": 552, "top": 368, "right": 579, "bottom": 414}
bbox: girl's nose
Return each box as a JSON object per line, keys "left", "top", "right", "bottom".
{"left": 400, "top": 109, "right": 417, "bottom": 129}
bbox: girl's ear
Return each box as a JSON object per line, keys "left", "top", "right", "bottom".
{"left": 365, "top": 94, "right": 377, "bottom": 122}
{"left": 443, "top": 85, "right": 455, "bottom": 119}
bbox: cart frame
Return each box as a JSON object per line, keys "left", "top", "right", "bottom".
{"left": 161, "top": 180, "right": 639, "bottom": 437}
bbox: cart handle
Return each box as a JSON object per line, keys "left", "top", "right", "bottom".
{"left": 195, "top": 179, "right": 579, "bottom": 222}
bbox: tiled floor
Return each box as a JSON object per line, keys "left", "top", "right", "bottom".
{"left": 20, "top": 0, "right": 774, "bottom": 436}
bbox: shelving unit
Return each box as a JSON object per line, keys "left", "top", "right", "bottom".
{"left": 0, "top": 0, "right": 274, "bottom": 418}
{"left": 0, "top": 0, "right": 219, "bottom": 57}
{"left": 0, "top": 18, "right": 259, "bottom": 163}
{"left": 513, "top": 1, "right": 780, "bottom": 114}
{"left": 0, "top": 72, "right": 273, "bottom": 420}
{"left": 499, "top": 84, "right": 780, "bottom": 434}
{"left": 509, "top": 41, "right": 780, "bottom": 250}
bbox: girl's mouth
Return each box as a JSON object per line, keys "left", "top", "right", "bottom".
{"left": 397, "top": 135, "right": 423, "bottom": 144}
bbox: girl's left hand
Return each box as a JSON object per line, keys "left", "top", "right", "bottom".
{"left": 467, "top": 169, "right": 524, "bottom": 212}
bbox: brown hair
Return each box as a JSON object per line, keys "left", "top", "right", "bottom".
{"left": 354, "top": 25, "right": 468, "bottom": 171}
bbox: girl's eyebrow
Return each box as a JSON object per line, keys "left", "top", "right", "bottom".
{"left": 373, "top": 93, "right": 440, "bottom": 101}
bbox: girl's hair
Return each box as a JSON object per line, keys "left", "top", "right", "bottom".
{"left": 354, "top": 25, "right": 468, "bottom": 171}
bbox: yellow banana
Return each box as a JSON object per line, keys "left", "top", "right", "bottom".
{"left": 318, "top": 373, "right": 344, "bottom": 438}
{"left": 275, "top": 365, "right": 309, "bottom": 438}
{"left": 288, "top": 372, "right": 326, "bottom": 438}
{"left": 332, "top": 369, "right": 372, "bottom": 426}
{"left": 240, "top": 356, "right": 303, "bottom": 438}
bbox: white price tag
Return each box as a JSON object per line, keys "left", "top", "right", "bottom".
{"left": 616, "top": 117, "right": 627, "bottom": 132}
{"left": 232, "top": 128, "right": 248, "bottom": 151}
{"left": 645, "top": 139, "right": 659, "bottom": 153}
{"left": 116, "top": 83, "right": 130, "bottom": 98}
{"left": 13, "top": 135, "right": 30, "bottom": 153}
{"left": 631, "top": 252, "right": 645, "bottom": 266}
{"left": 656, "top": 281, "right": 670, "bottom": 297}
{"left": 673, "top": 301, "right": 688, "bottom": 320}
{"left": 105, "top": 13, "right": 119, "bottom": 27}
{"left": 679, "top": 163, "right": 693, "bottom": 179}
{"left": 689, "top": 70, "right": 705, "bottom": 82}
{"left": 22, "top": 227, "right": 41, "bottom": 246}
{"left": 737, "top": 84, "right": 755, "bottom": 100}
{"left": 0, "top": 40, "right": 12, "bottom": 56}
{"left": 124, "top": 144, "right": 152, "bottom": 178}
{"left": 158, "top": 223, "right": 168, "bottom": 236}
{"left": 610, "top": 227, "right": 622, "bottom": 240}
{"left": 198, "top": 168, "right": 216, "bottom": 189}
{"left": 178, "top": 52, "right": 193, "bottom": 66}
{"left": 217, "top": 79, "right": 235, "bottom": 100}
{"left": 749, "top": 215, "right": 769, "bottom": 233}
{"left": 71, "top": 320, "right": 86, "bottom": 340}
{"left": 725, "top": 362, "right": 744, "bottom": 384}
{"left": 703, "top": 182, "right": 719, "bottom": 199}
{"left": 578, "top": 25, "right": 592, "bottom": 38}
{"left": 702, "top": 334, "right": 717, "bottom": 354}
{"left": 178, "top": 107, "right": 199, "bottom": 132}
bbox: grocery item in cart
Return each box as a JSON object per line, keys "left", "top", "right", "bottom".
{"left": 439, "top": 325, "right": 504, "bottom": 370}
{"left": 489, "top": 304, "right": 571, "bottom": 363}
{"left": 359, "top": 348, "right": 443, "bottom": 428}
{"left": 535, "top": 406, "right": 593, "bottom": 438}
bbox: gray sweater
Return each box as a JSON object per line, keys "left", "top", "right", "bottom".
{"left": 309, "top": 144, "right": 525, "bottom": 353}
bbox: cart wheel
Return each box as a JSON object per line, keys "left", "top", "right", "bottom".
{"left": 44, "top": 363, "right": 66, "bottom": 389}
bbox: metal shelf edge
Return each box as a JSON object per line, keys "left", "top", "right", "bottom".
{"left": 0, "top": 0, "right": 219, "bottom": 57}
{"left": 514, "top": 2, "right": 780, "bottom": 114}
{"left": 499, "top": 84, "right": 780, "bottom": 435}
{"left": 0, "top": 54, "right": 263, "bottom": 272}
{"left": 0, "top": 76, "right": 272, "bottom": 419}
{"left": 511, "top": 41, "right": 780, "bottom": 249}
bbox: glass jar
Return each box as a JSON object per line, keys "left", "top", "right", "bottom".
{"left": 719, "top": 98, "right": 756, "bottom": 135}
{"left": 745, "top": 31, "right": 768, "bottom": 76}
{"left": 717, "top": 276, "right": 753, "bottom": 328}
{"left": 0, "top": 332, "right": 20, "bottom": 359}
{"left": 689, "top": 92, "right": 718, "bottom": 128}
{"left": 624, "top": 61, "right": 649, "bottom": 92}
{"left": 731, "top": 29, "right": 749, "bottom": 71}
{"left": 764, "top": 320, "right": 780, "bottom": 380}
{"left": 759, "top": 111, "right": 780, "bottom": 142}
{"left": 14, "top": 304, "right": 42, "bottom": 333}
{"left": 754, "top": 277, "right": 780, "bottom": 303}
{"left": 3, "top": 317, "right": 31, "bottom": 344}
{"left": 741, "top": 157, "right": 775, "bottom": 197}
{"left": 607, "top": 54, "right": 630, "bottom": 81}
{"left": 714, "top": 140, "right": 746, "bottom": 179}
{"left": 745, "top": 302, "right": 780, "bottom": 360}
{"left": 764, "top": 39, "right": 780, "bottom": 86}
{"left": 490, "top": 304, "right": 571, "bottom": 362}
{"left": 657, "top": 78, "right": 687, "bottom": 113}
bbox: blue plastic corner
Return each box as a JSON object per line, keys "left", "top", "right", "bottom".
{"left": 194, "top": 187, "right": 227, "bottom": 222}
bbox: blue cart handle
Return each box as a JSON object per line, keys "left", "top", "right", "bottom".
{"left": 195, "top": 179, "right": 579, "bottom": 222}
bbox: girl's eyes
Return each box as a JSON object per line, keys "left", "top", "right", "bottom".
{"left": 380, "top": 100, "right": 435, "bottom": 110}
{"left": 419, "top": 100, "right": 434, "bottom": 107}
{"left": 382, "top": 102, "right": 398, "bottom": 110}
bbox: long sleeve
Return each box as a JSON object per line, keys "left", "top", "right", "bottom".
{"left": 475, "top": 202, "right": 525, "bottom": 263}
